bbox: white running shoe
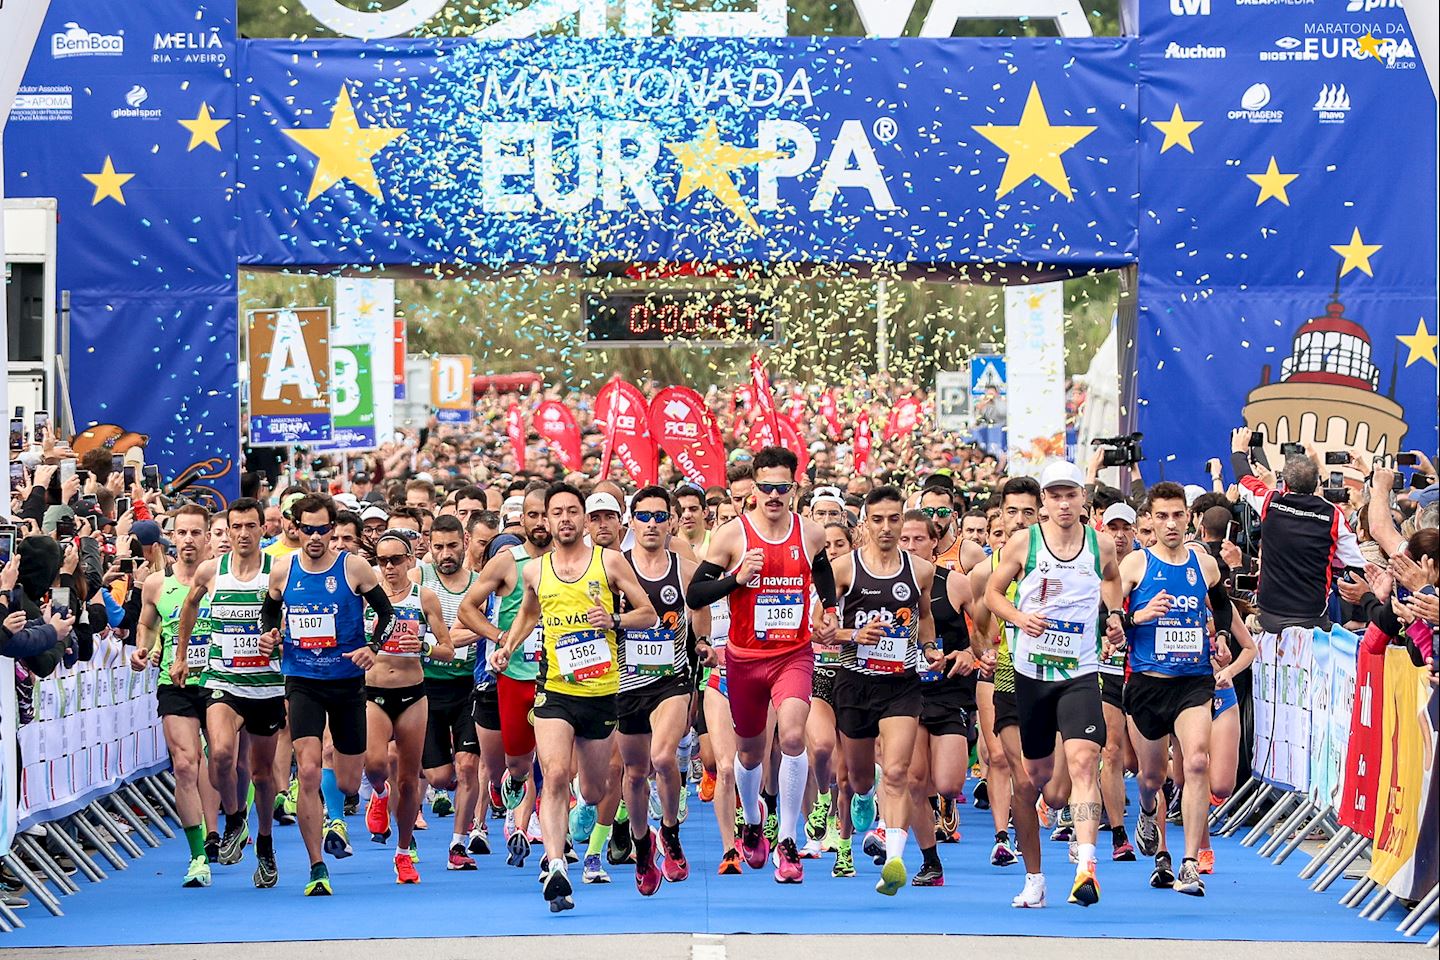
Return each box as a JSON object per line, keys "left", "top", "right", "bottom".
{"left": 526, "top": 812, "right": 543, "bottom": 843}
{"left": 1011, "top": 872, "right": 1047, "bottom": 908}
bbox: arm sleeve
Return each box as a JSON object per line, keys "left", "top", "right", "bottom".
{"left": 260, "top": 592, "right": 283, "bottom": 633}
{"left": 686, "top": 560, "right": 740, "bottom": 608}
{"left": 362, "top": 584, "right": 395, "bottom": 651}
{"left": 1230, "top": 452, "right": 1255, "bottom": 481}
{"left": 1208, "top": 581, "right": 1234, "bottom": 635}
{"left": 102, "top": 589, "right": 125, "bottom": 628}
{"left": 811, "top": 549, "right": 836, "bottom": 608}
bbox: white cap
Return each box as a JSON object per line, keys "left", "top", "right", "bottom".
{"left": 502, "top": 495, "right": 524, "bottom": 522}
{"left": 811, "top": 485, "right": 845, "bottom": 508}
{"left": 1102, "top": 503, "right": 1137, "bottom": 526}
{"left": 1183, "top": 483, "right": 1207, "bottom": 507}
{"left": 1039, "top": 460, "right": 1086, "bottom": 490}
{"left": 808, "top": 440, "right": 827, "bottom": 453}
{"left": 585, "top": 492, "right": 623, "bottom": 516}
{"left": 360, "top": 504, "right": 389, "bottom": 523}
{"left": 333, "top": 493, "right": 360, "bottom": 512}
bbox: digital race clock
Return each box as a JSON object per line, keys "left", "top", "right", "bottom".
{"left": 583, "top": 291, "right": 776, "bottom": 346}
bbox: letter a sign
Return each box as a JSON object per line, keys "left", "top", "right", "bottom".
{"left": 247, "top": 307, "right": 333, "bottom": 445}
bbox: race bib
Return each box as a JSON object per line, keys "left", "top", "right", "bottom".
{"left": 556, "top": 630, "right": 614, "bottom": 683}
{"left": 815, "top": 645, "right": 841, "bottom": 666}
{"left": 383, "top": 613, "right": 422, "bottom": 656}
{"left": 288, "top": 608, "right": 337, "bottom": 650}
{"left": 858, "top": 624, "right": 909, "bottom": 674}
{"left": 624, "top": 626, "right": 675, "bottom": 677}
{"left": 917, "top": 646, "right": 942, "bottom": 681}
{"left": 184, "top": 638, "right": 211, "bottom": 671}
{"left": 217, "top": 625, "right": 268, "bottom": 668}
{"left": 1156, "top": 621, "right": 1204, "bottom": 659}
{"left": 755, "top": 591, "right": 803, "bottom": 642}
{"left": 1029, "top": 617, "right": 1084, "bottom": 670}
{"left": 521, "top": 626, "right": 544, "bottom": 663}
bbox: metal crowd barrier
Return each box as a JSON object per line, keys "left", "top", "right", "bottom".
{"left": 0, "top": 773, "right": 179, "bottom": 933}
{"left": 1206, "top": 780, "right": 1436, "bottom": 948}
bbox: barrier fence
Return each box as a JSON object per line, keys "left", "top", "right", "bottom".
{"left": 1214, "top": 623, "right": 1438, "bottom": 948}
{"left": 0, "top": 637, "right": 179, "bottom": 933}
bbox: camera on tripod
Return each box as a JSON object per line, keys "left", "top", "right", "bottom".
{"left": 1091, "top": 432, "right": 1145, "bottom": 468}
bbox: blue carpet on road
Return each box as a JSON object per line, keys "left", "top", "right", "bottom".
{"left": 5, "top": 781, "right": 1434, "bottom": 946}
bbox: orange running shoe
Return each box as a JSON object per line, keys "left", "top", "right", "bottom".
{"left": 366, "top": 790, "right": 390, "bottom": 841}
{"left": 699, "top": 770, "right": 717, "bottom": 803}
{"left": 718, "top": 848, "right": 743, "bottom": 875}
{"left": 1068, "top": 859, "right": 1100, "bottom": 907}
{"left": 1197, "top": 848, "right": 1215, "bottom": 875}
{"left": 394, "top": 851, "right": 421, "bottom": 884}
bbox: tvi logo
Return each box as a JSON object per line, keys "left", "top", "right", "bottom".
{"left": 1170, "top": 0, "right": 1210, "bottom": 14}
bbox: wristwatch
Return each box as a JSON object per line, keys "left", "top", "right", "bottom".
{"left": 611, "top": 614, "right": 621, "bottom": 631}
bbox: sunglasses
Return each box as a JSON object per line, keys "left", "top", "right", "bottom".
{"left": 376, "top": 554, "right": 409, "bottom": 567}
{"left": 920, "top": 506, "right": 954, "bottom": 519}
{"left": 756, "top": 482, "right": 794, "bottom": 496}
{"left": 298, "top": 522, "right": 334, "bottom": 536}
{"left": 633, "top": 510, "right": 671, "bottom": 524}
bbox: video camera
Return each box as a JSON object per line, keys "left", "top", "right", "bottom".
{"left": 1091, "top": 432, "right": 1144, "bottom": 468}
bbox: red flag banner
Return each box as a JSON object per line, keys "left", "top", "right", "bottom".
{"left": 534, "top": 399, "right": 582, "bottom": 471}
{"left": 786, "top": 386, "right": 807, "bottom": 423}
{"left": 749, "top": 354, "right": 780, "bottom": 443}
{"left": 649, "top": 386, "right": 727, "bottom": 488}
{"left": 885, "top": 395, "right": 923, "bottom": 442}
{"left": 505, "top": 403, "right": 526, "bottom": 471}
{"left": 853, "top": 408, "right": 873, "bottom": 474}
{"left": 596, "top": 378, "right": 659, "bottom": 485}
{"left": 776, "top": 413, "right": 810, "bottom": 479}
{"left": 819, "top": 389, "right": 841, "bottom": 438}
{"left": 1337, "top": 628, "right": 1387, "bottom": 837}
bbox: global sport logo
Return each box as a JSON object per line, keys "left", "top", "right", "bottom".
{"left": 51, "top": 22, "right": 124, "bottom": 59}
{"left": 1228, "top": 83, "right": 1284, "bottom": 124}
{"left": 113, "top": 85, "right": 163, "bottom": 121}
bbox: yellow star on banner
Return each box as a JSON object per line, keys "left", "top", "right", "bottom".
{"left": 178, "top": 102, "right": 230, "bottom": 151}
{"left": 82, "top": 155, "right": 135, "bottom": 205}
{"left": 1247, "top": 156, "right": 1298, "bottom": 206}
{"left": 1330, "top": 228, "right": 1382, "bottom": 278}
{"left": 1153, "top": 103, "right": 1203, "bottom": 154}
{"left": 1397, "top": 317, "right": 1438, "bottom": 368}
{"left": 1357, "top": 31, "right": 1383, "bottom": 62}
{"left": 283, "top": 85, "right": 405, "bottom": 202}
{"left": 972, "top": 82, "right": 1097, "bottom": 201}
{"left": 664, "top": 120, "right": 781, "bottom": 235}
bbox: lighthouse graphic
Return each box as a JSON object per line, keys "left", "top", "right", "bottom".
{"left": 1242, "top": 291, "right": 1408, "bottom": 462}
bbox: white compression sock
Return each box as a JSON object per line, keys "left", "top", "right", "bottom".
{"left": 885, "top": 827, "right": 908, "bottom": 862}
{"left": 778, "top": 751, "right": 809, "bottom": 844}
{"left": 735, "top": 757, "right": 764, "bottom": 824}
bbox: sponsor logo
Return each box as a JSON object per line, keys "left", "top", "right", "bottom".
{"left": 1235, "top": 0, "right": 1315, "bottom": 4}
{"left": 892, "top": 581, "right": 912, "bottom": 601}
{"left": 1346, "top": 0, "right": 1401, "bottom": 11}
{"left": 1169, "top": 0, "right": 1209, "bottom": 13}
{"left": 660, "top": 584, "right": 679, "bottom": 605}
{"left": 1186, "top": 567, "right": 1198, "bottom": 586}
{"left": 51, "top": 22, "right": 124, "bottom": 59}
{"left": 1262, "top": 32, "right": 1417, "bottom": 67}
{"left": 152, "top": 28, "right": 227, "bottom": 65}
{"left": 11, "top": 84, "right": 73, "bottom": 122}
{"left": 112, "top": 84, "right": 162, "bottom": 120}
{"left": 1313, "top": 83, "right": 1351, "bottom": 122}
{"left": 1164, "top": 42, "right": 1227, "bottom": 59}
{"left": 1228, "top": 82, "right": 1284, "bottom": 123}
{"left": 325, "top": 576, "right": 338, "bottom": 593}
{"left": 662, "top": 421, "right": 698, "bottom": 439}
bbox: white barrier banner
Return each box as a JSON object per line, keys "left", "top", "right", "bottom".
{"left": 1252, "top": 626, "right": 1314, "bottom": 793}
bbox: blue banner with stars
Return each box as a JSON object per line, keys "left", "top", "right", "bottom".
{"left": 234, "top": 37, "right": 1140, "bottom": 267}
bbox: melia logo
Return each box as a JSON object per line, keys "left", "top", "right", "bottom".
{"left": 52, "top": 22, "right": 124, "bottom": 58}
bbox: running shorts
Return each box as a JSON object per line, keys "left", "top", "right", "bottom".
{"left": 533, "top": 688, "right": 617, "bottom": 741}
{"left": 834, "top": 669, "right": 922, "bottom": 741}
{"left": 497, "top": 674, "right": 537, "bottom": 756}
{"left": 1014, "top": 672, "right": 1104, "bottom": 760}
{"left": 1124, "top": 673, "right": 1215, "bottom": 742}
{"left": 992, "top": 687, "right": 1020, "bottom": 734}
{"left": 366, "top": 682, "right": 426, "bottom": 726}
{"left": 725, "top": 644, "right": 813, "bottom": 740}
{"left": 1100, "top": 672, "right": 1125, "bottom": 711}
{"left": 157, "top": 684, "right": 209, "bottom": 723}
{"left": 286, "top": 675, "right": 366, "bottom": 755}
{"left": 207, "top": 690, "right": 285, "bottom": 737}
{"left": 617, "top": 673, "right": 693, "bottom": 736}
{"left": 423, "top": 676, "right": 480, "bottom": 769}
{"left": 1212, "top": 684, "right": 1239, "bottom": 718}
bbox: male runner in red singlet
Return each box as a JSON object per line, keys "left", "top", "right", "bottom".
{"left": 688, "top": 446, "right": 838, "bottom": 884}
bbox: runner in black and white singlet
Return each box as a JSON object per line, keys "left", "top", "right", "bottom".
{"left": 831, "top": 486, "right": 942, "bottom": 897}
{"left": 616, "top": 486, "right": 714, "bottom": 896}
{"left": 986, "top": 461, "right": 1124, "bottom": 910}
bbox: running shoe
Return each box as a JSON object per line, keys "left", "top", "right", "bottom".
{"left": 527, "top": 812, "right": 543, "bottom": 843}
{"left": 323, "top": 819, "right": 353, "bottom": 859}
{"left": 568, "top": 802, "right": 597, "bottom": 845}
{"left": 861, "top": 828, "right": 886, "bottom": 864}
{"left": 489, "top": 782, "right": 505, "bottom": 818}
{"left": 1112, "top": 841, "right": 1137, "bottom": 862}
{"left": 366, "top": 791, "right": 391, "bottom": 842}
{"left": 1197, "top": 848, "right": 1215, "bottom": 875}
{"left": 1173, "top": 857, "right": 1204, "bottom": 897}
{"left": 1068, "top": 859, "right": 1100, "bottom": 907}
{"left": 973, "top": 779, "right": 991, "bottom": 811}
{"left": 832, "top": 844, "right": 856, "bottom": 878}
{"left": 822, "top": 814, "right": 840, "bottom": 852}
{"left": 503, "top": 809, "right": 517, "bottom": 841}
{"left": 689, "top": 755, "right": 705, "bottom": 785}
{"left": 799, "top": 838, "right": 824, "bottom": 859}
{"left": 394, "top": 851, "right": 420, "bottom": 884}
{"left": 607, "top": 822, "right": 635, "bottom": 865}
{"left": 284, "top": 777, "right": 299, "bottom": 814}
{"left": 718, "top": 848, "right": 743, "bottom": 875}
{"left": 648, "top": 781, "right": 664, "bottom": 822}
{"left": 582, "top": 853, "right": 611, "bottom": 884}
{"left": 274, "top": 792, "right": 295, "bottom": 827}
{"left": 219, "top": 818, "right": 249, "bottom": 865}
{"left": 764, "top": 809, "right": 780, "bottom": 848}
{"left": 507, "top": 831, "right": 531, "bottom": 868}
{"left": 1166, "top": 787, "right": 1183, "bottom": 824}
{"left": 991, "top": 835, "right": 1018, "bottom": 867}
{"left": 1035, "top": 798, "right": 1054, "bottom": 829}
{"left": 1069, "top": 840, "right": 1078, "bottom": 864}
{"left": 911, "top": 862, "right": 944, "bottom": 886}
{"left": 773, "top": 837, "right": 803, "bottom": 884}
{"left": 500, "top": 773, "right": 527, "bottom": 811}
{"left": 807, "top": 795, "right": 832, "bottom": 841}
{"left": 1136, "top": 808, "right": 1161, "bottom": 857}
{"left": 659, "top": 829, "right": 689, "bottom": 882}
{"left": 543, "top": 861, "right": 574, "bottom": 913}
{"left": 738, "top": 821, "right": 770, "bottom": 870}
{"left": 447, "top": 843, "right": 478, "bottom": 871}
{"left": 851, "top": 790, "right": 877, "bottom": 834}
{"left": 182, "top": 855, "right": 211, "bottom": 888}
{"left": 414, "top": 809, "right": 428, "bottom": 831}
{"left": 635, "top": 832, "right": 662, "bottom": 896}
{"left": 304, "top": 862, "right": 333, "bottom": 897}
{"left": 937, "top": 796, "right": 959, "bottom": 842}
{"left": 677, "top": 786, "right": 690, "bottom": 824}
{"left": 469, "top": 824, "right": 490, "bottom": 856}
{"left": 1149, "top": 851, "right": 1175, "bottom": 888}
{"left": 204, "top": 832, "right": 220, "bottom": 864}
{"left": 1011, "top": 873, "right": 1046, "bottom": 908}
{"left": 876, "top": 857, "right": 907, "bottom": 896}
{"left": 1051, "top": 805, "right": 1074, "bottom": 842}
{"left": 565, "top": 841, "right": 579, "bottom": 864}
{"left": 699, "top": 770, "right": 717, "bottom": 803}
{"left": 431, "top": 791, "right": 454, "bottom": 817}
{"left": 253, "top": 851, "right": 278, "bottom": 889}
{"left": 408, "top": 839, "right": 420, "bottom": 863}
{"left": 344, "top": 793, "right": 360, "bottom": 817}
